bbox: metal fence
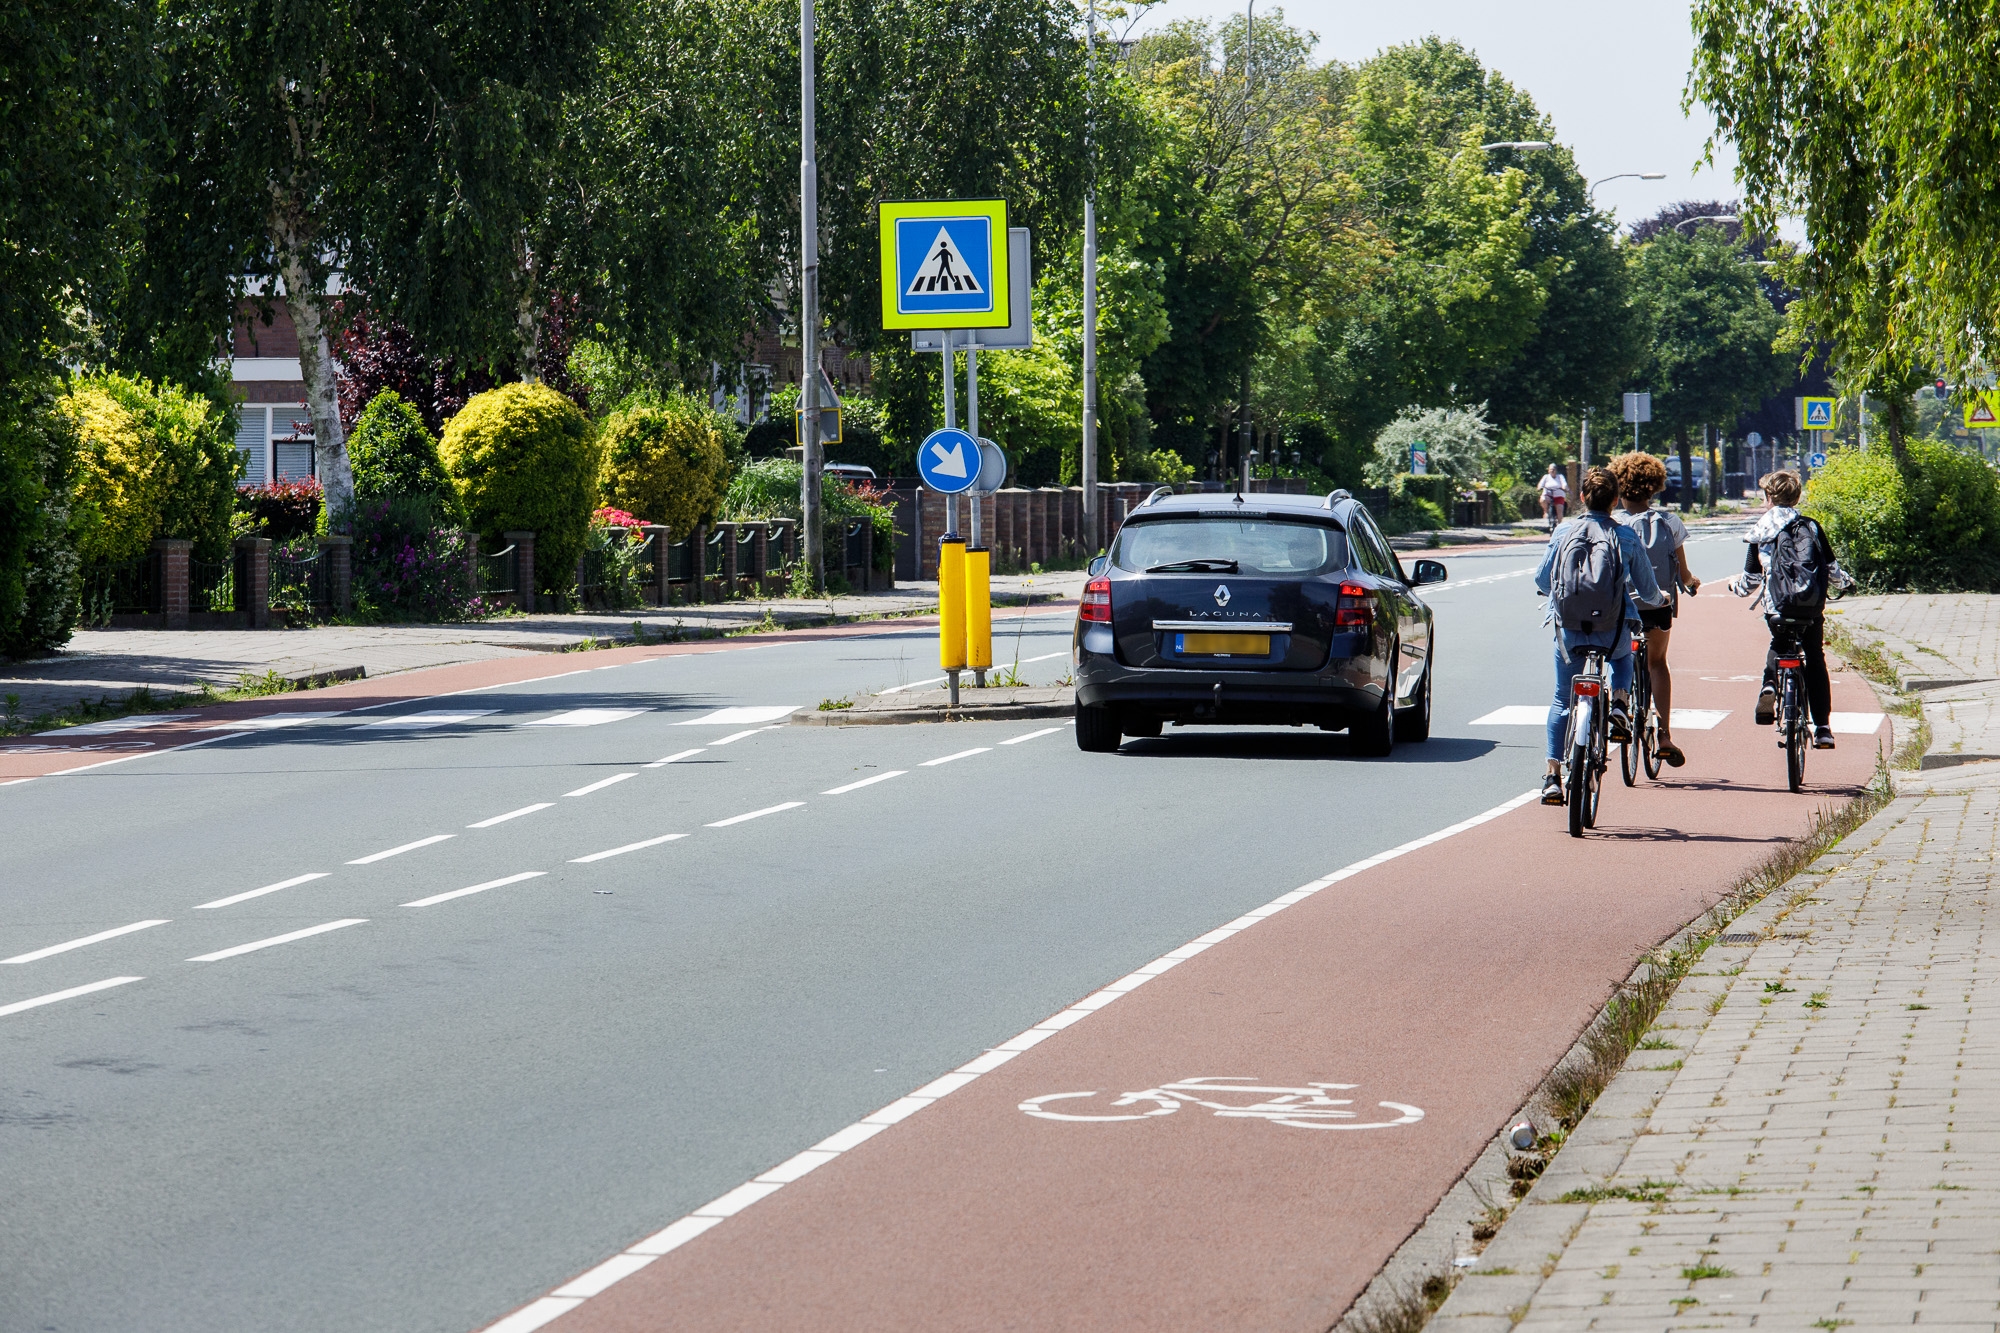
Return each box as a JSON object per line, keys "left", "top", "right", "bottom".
{"left": 189, "top": 557, "right": 234, "bottom": 613}
{"left": 476, "top": 542, "right": 517, "bottom": 598}
{"left": 269, "top": 544, "right": 324, "bottom": 614}
{"left": 579, "top": 530, "right": 651, "bottom": 611}
{"left": 77, "top": 555, "right": 158, "bottom": 626}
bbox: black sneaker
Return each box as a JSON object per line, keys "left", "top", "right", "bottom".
{"left": 1814, "top": 726, "right": 1836, "bottom": 749}
{"left": 1755, "top": 687, "right": 1777, "bottom": 725}
{"left": 1541, "top": 773, "right": 1565, "bottom": 805}
{"left": 1608, "top": 701, "right": 1632, "bottom": 744}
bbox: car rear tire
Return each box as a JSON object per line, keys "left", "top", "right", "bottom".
{"left": 1075, "top": 703, "right": 1122, "bottom": 752}
{"left": 1396, "top": 660, "right": 1432, "bottom": 743}
{"left": 1349, "top": 678, "right": 1397, "bottom": 758}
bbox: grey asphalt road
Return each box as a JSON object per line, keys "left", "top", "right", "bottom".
{"left": 1, "top": 534, "right": 1750, "bottom": 1333}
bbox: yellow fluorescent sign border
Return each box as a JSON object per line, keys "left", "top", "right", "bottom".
{"left": 1965, "top": 389, "right": 2000, "bottom": 429}
{"left": 878, "top": 199, "right": 1011, "bottom": 331}
{"left": 1796, "top": 396, "right": 1835, "bottom": 431}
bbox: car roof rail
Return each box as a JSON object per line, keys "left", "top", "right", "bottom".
{"left": 1143, "top": 486, "right": 1175, "bottom": 507}
{"left": 1323, "top": 489, "right": 1352, "bottom": 508}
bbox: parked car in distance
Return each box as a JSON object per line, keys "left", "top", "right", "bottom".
{"left": 1071, "top": 489, "right": 1445, "bottom": 754}
{"left": 824, "top": 463, "right": 877, "bottom": 482}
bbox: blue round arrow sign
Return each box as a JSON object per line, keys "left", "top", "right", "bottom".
{"left": 917, "top": 427, "right": 981, "bottom": 494}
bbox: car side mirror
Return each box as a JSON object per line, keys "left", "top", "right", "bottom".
{"left": 1087, "top": 555, "right": 1109, "bottom": 577}
{"left": 1412, "top": 559, "right": 1448, "bottom": 586}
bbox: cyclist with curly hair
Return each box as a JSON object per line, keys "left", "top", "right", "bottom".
{"left": 1608, "top": 451, "right": 1699, "bottom": 766}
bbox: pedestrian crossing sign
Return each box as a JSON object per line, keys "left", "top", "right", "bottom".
{"left": 1796, "top": 396, "right": 1835, "bottom": 430}
{"left": 1965, "top": 390, "right": 2000, "bottom": 429}
{"left": 879, "top": 199, "right": 1011, "bottom": 330}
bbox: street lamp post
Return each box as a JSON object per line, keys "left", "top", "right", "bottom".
{"left": 1480, "top": 140, "right": 1552, "bottom": 152}
{"left": 1674, "top": 213, "right": 1739, "bottom": 232}
{"left": 798, "top": 0, "right": 823, "bottom": 591}
{"left": 1081, "top": 0, "right": 1098, "bottom": 552}
{"left": 1588, "top": 171, "right": 1666, "bottom": 197}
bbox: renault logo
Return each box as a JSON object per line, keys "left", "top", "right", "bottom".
{"left": 1213, "top": 584, "right": 1231, "bottom": 607}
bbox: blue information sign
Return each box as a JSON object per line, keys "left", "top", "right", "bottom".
{"left": 917, "top": 428, "right": 980, "bottom": 494}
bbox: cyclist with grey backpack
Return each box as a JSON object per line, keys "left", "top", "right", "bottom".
{"left": 1728, "top": 470, "right": 1855, "bottom": 750}
{"left": 1610, "top": 451, "right": 1700, "bottom": 766}
{"left": 1534, "top": 467, "right": 1670, "bottom": 806}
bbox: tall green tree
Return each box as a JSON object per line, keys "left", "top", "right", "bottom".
{"left": 1625, "top": 225, "right": 1786, "bottom": 506}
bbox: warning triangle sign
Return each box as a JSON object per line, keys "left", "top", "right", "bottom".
{"left": 905, "top": 228, "right": 985, "bottom": 297}
{"left": 1971, "top": 400, "right": 1997, "bottom": 425}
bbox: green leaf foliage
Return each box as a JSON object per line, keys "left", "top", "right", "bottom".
{"left": 595, "top": 392, "right": 734, "bottom": 535}
{"left": 58, "top": 372, "right": 238, "bottom": 565}
{"left": 440, "top": 384, "right": 600, "bottom": 598}
{"left": 1805, "top": 440, "right": 2000, "bottom": 592}
{"left": 0, "top": 384, "right": 82, "bottom": 658}
{"left": 1626, "top": 229, "right": 1786, "bottom": 440}
{"left": 347, "top": 390, "right": 464, "bottom": 522}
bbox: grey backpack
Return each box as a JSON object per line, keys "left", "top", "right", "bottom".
{"left": 1624, "top": 510, "right": 1678, "bottom": 596}
{"left": 1550, "top": 520, "right": 1625, "bottom": 633}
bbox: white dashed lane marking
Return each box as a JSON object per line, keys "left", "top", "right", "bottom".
{"left": 2, "top": 920, "right": 171, "bottom": 965}
{"left": 403, "top": 873, "right": 546, "bottom": 909}
{"left": 920, "top": 748, "right": 990, "bottom": 767}
{"left": 0, "top": 976, "right": 145, "bottom": 1018}
{"left": 347, "top": 834, "right": 455, "bottom": 865}
{"left": 677, "top": 706, "right": 800, "bottom": 726}
{"left": 645, "top": 749, "right": 706, "bottom": 768}
{"left": 705, "top": 802, "right": 806, "bottom": 828}
{"left": 822, "top": 771, "right": 906, "bottom": 795}
{"left": 195, "top": 873, "right": 331, "bottom": 910}
{"left": 565, "top": 773, "right": 636, "bottom": 798}
{"left": 352, "top": 710, "right": 500, "bottom": 730}
{"left": 570, "top": 834, "right": 688, "bottom": 864}
{"left": 469, "top": 804, "right": 554, "bottom": 829}
{"left": 1000, "top": 727, "right": 1063, "bottom": 745}
{"left": 187, "top": 919, "right": 367, "bottom": 963}
{"left": 528, "top": 709, "right": 648, "bottom": 728}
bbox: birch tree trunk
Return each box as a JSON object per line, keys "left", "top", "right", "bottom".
{"left": 278, "top": 252, "right": 353, "bottom": 514}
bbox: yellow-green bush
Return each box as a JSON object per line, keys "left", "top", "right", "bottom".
{"left": 58, "top": 372, "right": 237, "bottom": 564}
{"left": 440, "top": 383, "right": 599, "bottom": 599}
{"left": 595, "top": 391, "right": 732, "bottom": 535}
{"left": 1805, "top": 439, "right": 2000, "bottom": 590}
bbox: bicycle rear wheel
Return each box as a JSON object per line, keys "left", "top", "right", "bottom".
{"left": 1642, "top": 707, "right": 1663, "bottom": 780}
{"left": 1566, "top": 742, "right": 1590, "bottom": 838}
{"left": 1784, "top": 675, "right": 1807, "bottom": 792}
{"left": 1584, "top": 729, "right": 1604, "bottom": 828}
{"left": 1619, "top": 731, "right": 1638, "bottom": 786}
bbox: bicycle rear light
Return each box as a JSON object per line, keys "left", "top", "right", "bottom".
{"left": 1573, "top": 679, "right": 1602, "bottom": 697}
{"left": 1777, "top": 657, "right": 1803, "bottom": 668}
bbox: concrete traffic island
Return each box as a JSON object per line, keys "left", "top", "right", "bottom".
{"left": 793, "top": 684, "right": 1073, "bottom": 726}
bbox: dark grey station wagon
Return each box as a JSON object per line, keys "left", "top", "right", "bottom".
{"left": 1070, "top": 489, "right": 1445, "bottom": 754}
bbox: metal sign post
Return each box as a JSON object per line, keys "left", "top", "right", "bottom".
{"left": 799, "top": 0, "right": 823, "bottom": 591}
{"left": 1623, "top": 391, "right": 1651, "bottom": 451}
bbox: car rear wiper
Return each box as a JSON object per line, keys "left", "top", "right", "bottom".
{"left": 1145, "top": 558, "right": 1240, "bottom": 573}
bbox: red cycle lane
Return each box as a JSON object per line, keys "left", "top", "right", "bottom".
{"left": 517, "top": 590, "right": 1886, "bottom": 1333}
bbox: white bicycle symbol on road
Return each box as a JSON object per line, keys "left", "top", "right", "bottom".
{"left": 1020, "top": 1077, "right": 1424, "bottom": 1131}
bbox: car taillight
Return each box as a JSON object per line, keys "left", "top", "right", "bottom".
{"left": 1335, "top": 581, "right": 1372, "bottom": 628}
{"left": 1081, "top": 576, "right": 1112, "bottom": 623}
{"left": 1574, "top": 678, "right": 1602, "bottom": 697}
{"left": 1777, "top": 657, "right": 1803, "bottom": 668}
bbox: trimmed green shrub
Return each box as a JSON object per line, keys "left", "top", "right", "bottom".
{"left": 235, "top": 479, "right": 324, "bottom": 540}
{"left": 440, "top": 383, "right": 599, "bottom": 601}
{"left": 58, "top": 372, "right": 237, "bottom": 564}
{"left": 1804, "top": 439, "right": 2000, "bottom": 591}
{"left": 596, "top": 391, "right": 733, "bottom": 535}
{"left": 722, "top": 457, "right": 895, "bottom": 578}
{"left": 348, "top": 389, "right": 464, "bottom": 521}
{"left": 1392, "top": 472, "right": 1455, "bottom": 509}
{"left": 0, "top": 384, "right": 82, "bottom": 658}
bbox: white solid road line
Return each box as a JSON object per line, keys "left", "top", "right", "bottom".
{"left": 822, "top": 771, "right": 907, "bottom": 795}
{"left": 347, "top": 834, "right": 455, "bottom": 865}
{"left": 2, "top": 920, "right": 171, "bottom": 965}
{"left": 645, "top": 749, "right": 707, "bottom": 768}
{"left": 999, "top": 727, "right": 1063, "bottom": 745}
{"left": 570, "top": 834, "right": 689, "bottom": 863}
{"left": 565, "top": 773, "right": 636, "bottom": 798}
{"left": 920, "top": 747, "right": 990, "bottom": 767}
{"left": 878, "top": 676, "right": 947, "bottom": 695}
{"left": 205, "top": 711, "right": 349, "bottom": 731}
{"left": 187, "top": 918, "right": 367, "bottom": 962}
{"left": 0, "top": 975, "right": 145, "bottom": 1018}
{"left": 705, "top": 801, "right": 806, "bottom": 828}
{"left": 469, "top": 803, "right": 555, "bottom": 829}
{"left": 1021, "top": 651, "right": 1066, "bottom": 663}
{"left": 478, "top": 787, "right": 1546, "bottom": 1332}
{"left": 404, "top": 872, "right": 547, "bottom": 908}
{"left": 195, "top": 872, "right": 331, "bottom": 910}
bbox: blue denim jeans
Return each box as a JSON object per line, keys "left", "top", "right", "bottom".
{"left": 1547, "top": 644, "right": 1633, "bottom": 760}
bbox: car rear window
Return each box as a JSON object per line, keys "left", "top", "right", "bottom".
{"left": 1112, "top": 517, "right": 1348, "bottom": 576}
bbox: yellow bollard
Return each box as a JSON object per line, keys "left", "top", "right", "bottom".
{"left": 938, "top": 539, "right": 967, "bottom": 671}
{"left": 964, "top": 546, "right": 992, "bottom": 672}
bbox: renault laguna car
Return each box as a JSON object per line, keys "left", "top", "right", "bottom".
{"left": 1071, "top": 489, "right": 1445, "bottom": 754}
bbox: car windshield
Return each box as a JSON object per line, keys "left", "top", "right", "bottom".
{"left": 1113, "top": 518, "right": 1347, "bottom": 576}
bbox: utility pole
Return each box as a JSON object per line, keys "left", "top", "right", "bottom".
{"left": 1235, "top": 1, "right": 1255, "bottom": 494}
{"left": 1080, "top": 0, "right": 1099, "bottom": 551}
{"left": 799, "top": 0, "right": 824, "bottom": 590}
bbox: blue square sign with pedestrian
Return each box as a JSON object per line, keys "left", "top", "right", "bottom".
{"left": 894, "top": 217, "right": 995, "bottom": 318}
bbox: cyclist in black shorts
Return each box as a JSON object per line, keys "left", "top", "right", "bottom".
{"left": 1609, "top": 452, "right": 1699, "bottom": 766}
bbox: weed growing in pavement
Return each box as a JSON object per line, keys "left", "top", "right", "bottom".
{"left": 726, "top": 609, "right": 782, "bottom": 637}
{"left": 986, "top": 664, "right": 1026, "bottom": 688}
{"left": 817, "top": 697, "right": 853, "bottom": 711}
{"left": 1681, "top": 1262, "right": 1734, "bottom": 1281}
{"left": 3, "top": 693, "right": 18, "bottom": 725}
{"left": 1827, "top": 621, "right": 1931, "bottom": 767}
{"left": 1336, "top": 1272, "right": 1455, "bottom": 1333}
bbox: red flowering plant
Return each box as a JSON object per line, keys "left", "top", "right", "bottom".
{"left": 581, "top": 507, "right": 652, "bottom": 610}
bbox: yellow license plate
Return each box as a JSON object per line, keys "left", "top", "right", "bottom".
{"left": 1179, "top": 632, "right": 1271, "bottom": 656}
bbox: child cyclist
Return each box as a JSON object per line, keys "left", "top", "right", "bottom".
{"left": 1729, "top": 470, "right": 1855, "bottom": 749}
{"left": 1535, "top": 466, "right": 1670, "bottom": 806}
{"left": 1608, "top": 452, "right": 1700, "bottom": 766}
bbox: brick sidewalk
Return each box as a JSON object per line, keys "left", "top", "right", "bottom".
{"left": 1432, "top": 603, "right": 2000, "bottom": 1332}
{"left": 2, "top": 572, "right": 1084, "bottom": 720}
